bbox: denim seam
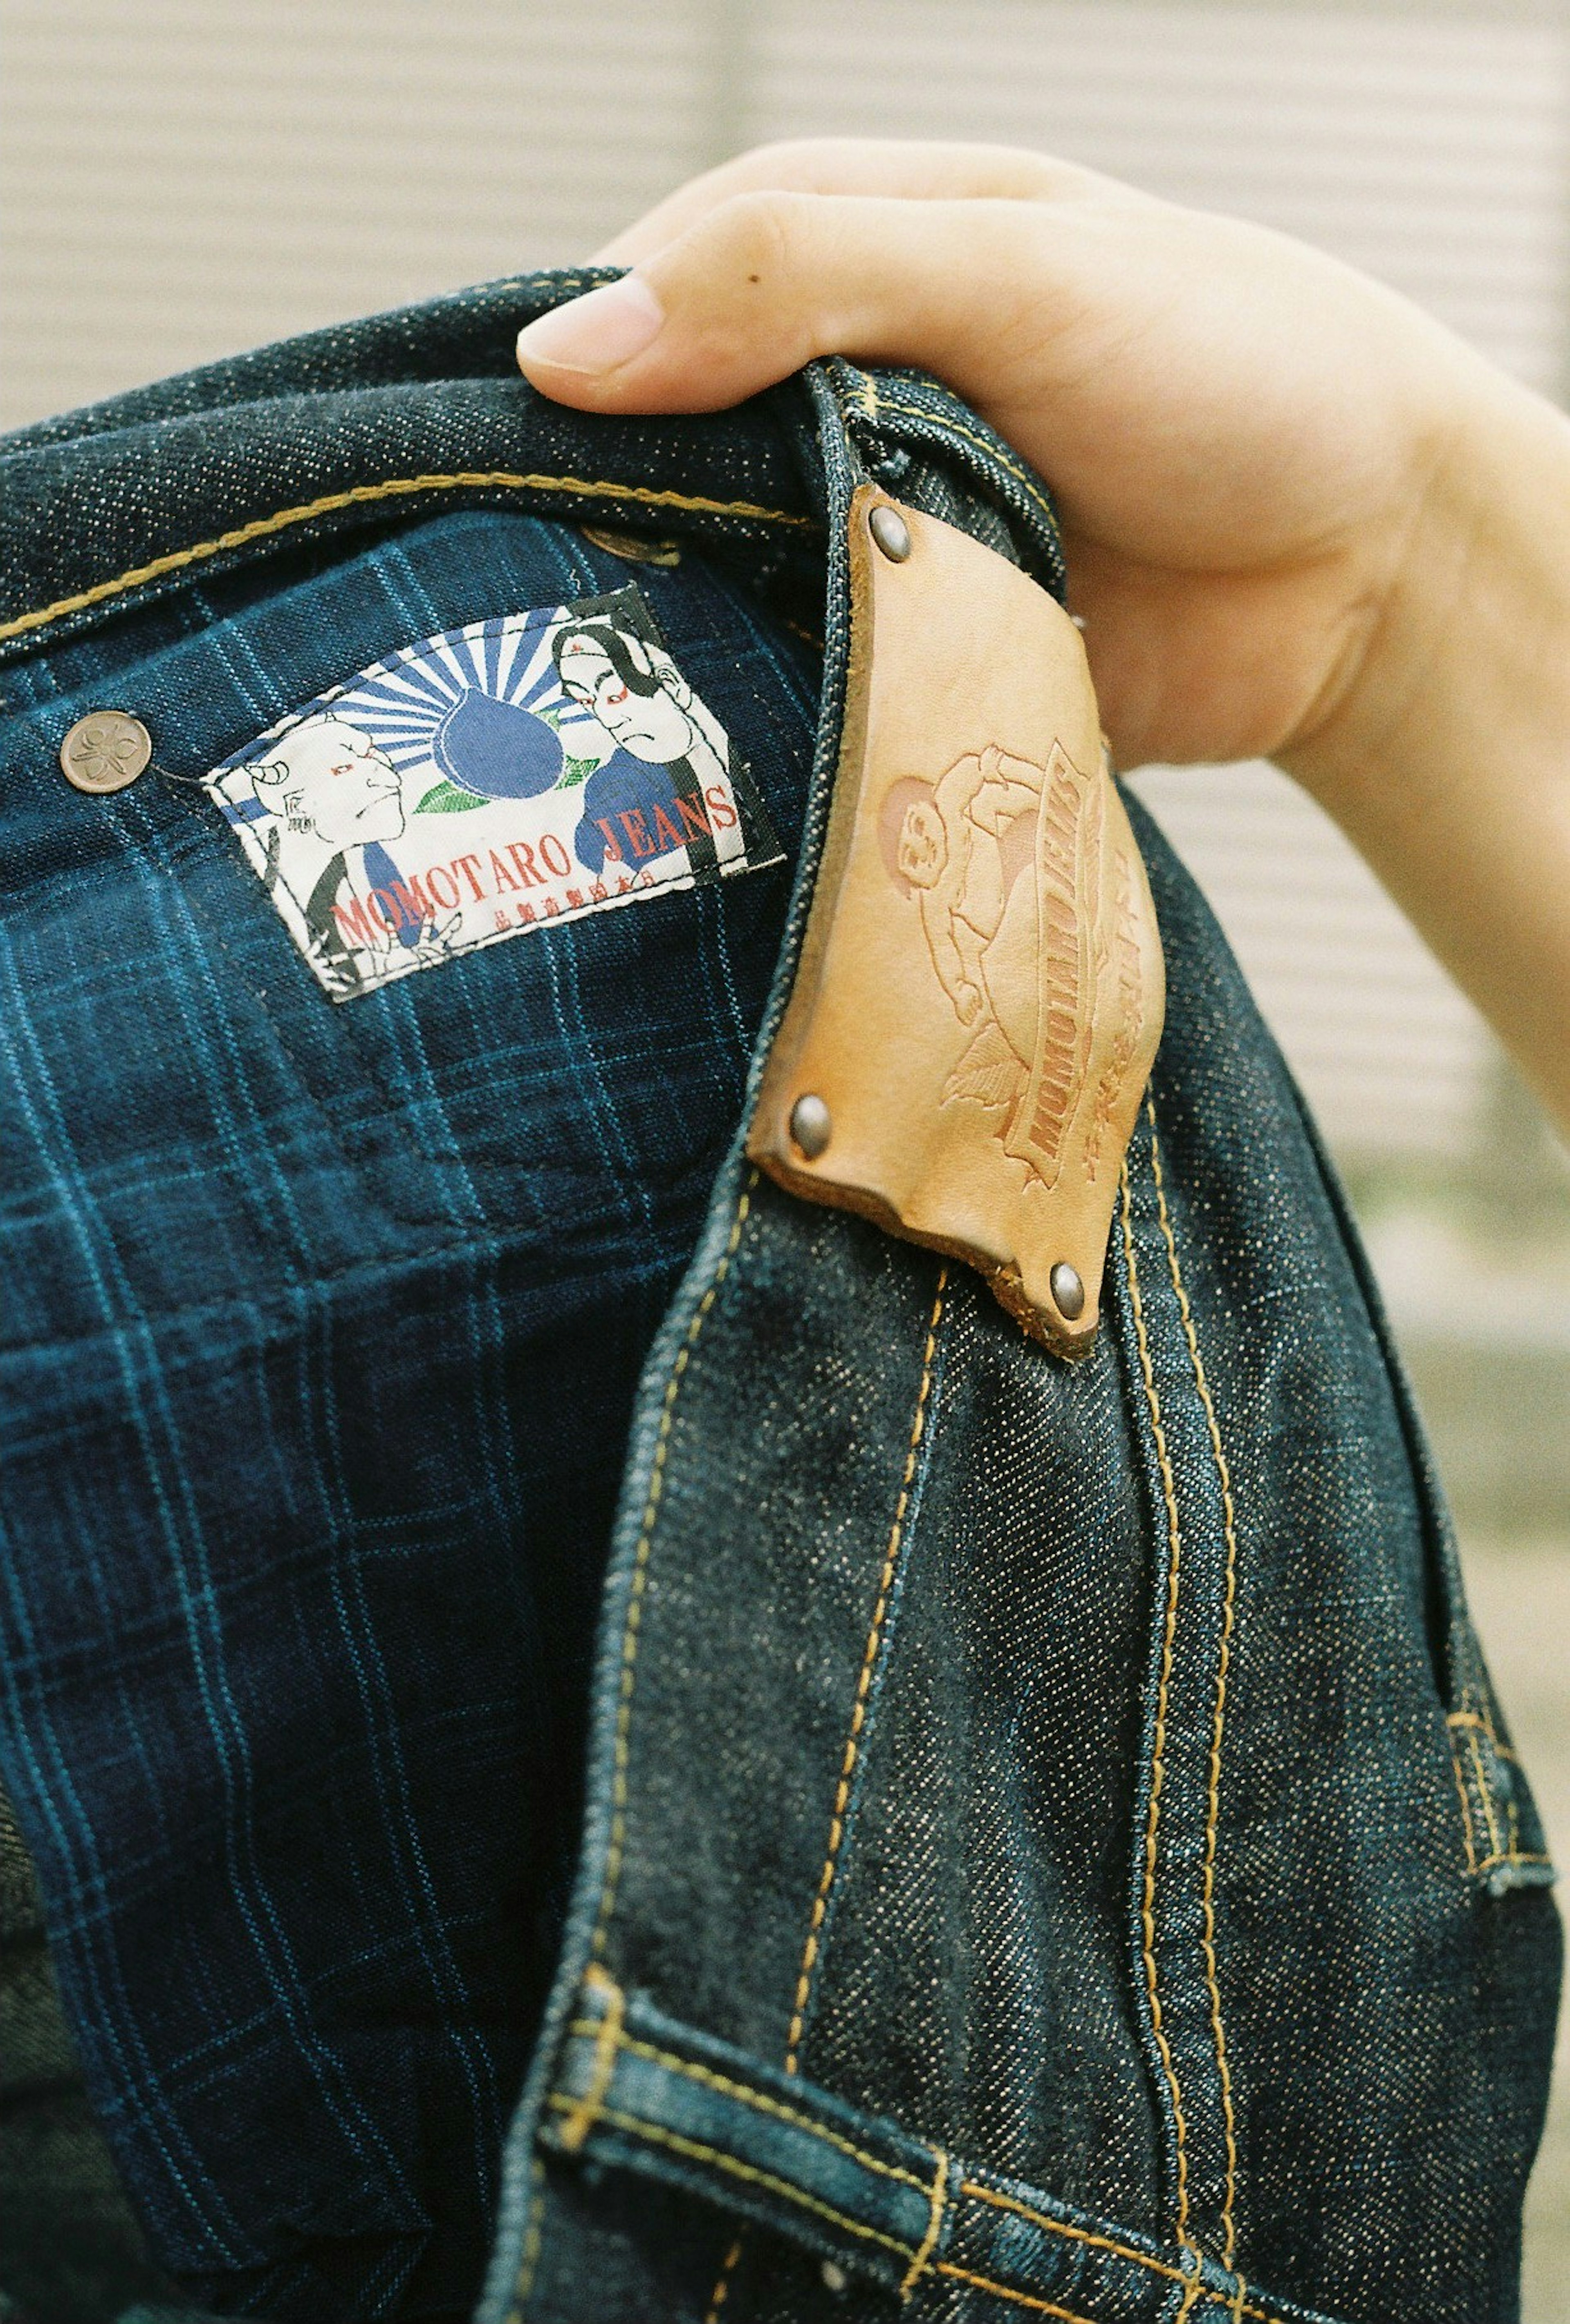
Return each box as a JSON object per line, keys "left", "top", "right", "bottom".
{"left": 899, "top": 2148, "right": 949, "bottom": 2296}
{"left": 541, "top": 2093, "right": 922, "bottom": 2262}
{"left": 1117, "top": 1156, "right": 1200, "bottom": 2264}
{"left": 934, "top": 2257, "right": 1294, "bottom": 2324}
{"left": 589, "top": 1175, "right": 757, "bottom": 1959}
{"left": 857, "top": 395, "right": 1056, "bottom": 519}
{"left": 783, "top": 1266, "right": 951, "bottom": 2069}
{"left": 1450, "top": 1740, "right": 1481, "bottom": 1875}
{"left": 703, "top": 2235, "right": 745, "bottom": 2324}
{"left": 1445, "top": 1710, "right": 1522, "bottom": 1761}
{"left": 551, "top": 2022, "right": 1296, "bottom": 2318}
{"left": 1148, "top": 1108, "right": 1244, "bottom": 2286}
{"left": 0, "top": 475, "right": 816, "bottom": 646}
{"left": 514, "top": 1175, "right": 759, "bottom": 2322}
{"left": 961, "top": 2179, "right": 1190, "bottom": 2290}
{"left": 547, "top": 1993, "right": 1312, "bottom": 2322}
{"left": 704, "top": 1266, "right": 951, "bottom": 2320}
{"left": 1447, "top": 1705, "right": 1551, "bottom": 1876}
{"left": 504, "top": 2158, "right": 547, "bottom": 2324}
{"left": 1467, "top": 1723, "right": 1505, "bottom": 1864}
{"left": 554, "top": 1968, "right": 625, "bottom": 2154}
{"left": 930, "top": 2260, "right": 1103, "bottom": 2324}
{"left": 848, "top": 370, "right": 879, "bottom": 421}
{"left": 557, "top": 2007, "right": 933, "bottom": 2194}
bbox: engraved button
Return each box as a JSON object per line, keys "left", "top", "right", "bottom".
{"left": 868, "top": 503, "right": 911, "bottom": 563}
{"left": 789, "top": 1092, "right": 832, "bottom": 1159}
{"left": 59, "top": 711, "right": 153, "bottom": 794}
{"left": 1049, "top": 1261, "right": 1086, "bottom": 1321}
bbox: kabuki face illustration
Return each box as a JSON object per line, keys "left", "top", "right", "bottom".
{"left": 249, "top": 717, "right": 406, "bottom": 852}
{"left": 552, "top": 622, "right": 704, "bottom": 766}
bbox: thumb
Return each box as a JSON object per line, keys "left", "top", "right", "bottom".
{"left": 514, "top": 189, "right": 1059, "bottom": 417}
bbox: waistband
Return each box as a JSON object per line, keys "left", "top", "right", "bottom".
{"left": 0, "top": 270, "right": 1065, "bottom": 661}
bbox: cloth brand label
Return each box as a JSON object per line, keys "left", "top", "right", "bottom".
{"left": 203, "top": 585, "right": 783, "bottom": 999}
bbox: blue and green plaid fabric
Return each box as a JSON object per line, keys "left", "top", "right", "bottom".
{"left": 0, "top": 492, "right": 817, "bottom": 2319}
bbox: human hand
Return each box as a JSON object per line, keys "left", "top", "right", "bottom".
{"left": 516, "top": 140, "right": 1570, "bottom": 1127}
{"left": 517, "top": 140, "right": 1483, "bottom": 779}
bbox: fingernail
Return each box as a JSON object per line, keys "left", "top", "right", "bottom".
{"left": 516, "top": 277, "right": 664, "bottom": 376}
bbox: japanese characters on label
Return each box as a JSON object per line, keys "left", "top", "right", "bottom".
{"left": 203, "top": 587, "right": 782, "bottom": 998}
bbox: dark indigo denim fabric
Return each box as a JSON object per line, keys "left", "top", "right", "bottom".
{"left": 0, "top": 275, "right": 1560, "bottom": 2324}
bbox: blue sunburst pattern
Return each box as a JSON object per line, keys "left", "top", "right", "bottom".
{"left": 319, "top": 605, "right": 607, "bottom": 801}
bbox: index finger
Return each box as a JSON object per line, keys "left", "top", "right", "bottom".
{"left": 592, "top": 137, "right": 1101, "bottom": 264}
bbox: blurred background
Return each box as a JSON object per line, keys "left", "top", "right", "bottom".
{"left": 4, "top": 0, "right": 1567, "bottom": 2308}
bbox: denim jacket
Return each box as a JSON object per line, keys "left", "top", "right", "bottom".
{"left": 0, "top": 276, "right": 1559, "bottom": 2324}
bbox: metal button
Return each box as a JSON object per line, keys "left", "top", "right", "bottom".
{"left": 579, "top": 524, "right": 682, "bottom": 567}
{"left": 789, "top": 1092, "right": 832, "bottom": 1159}
{"left": 868, "top": 503, "right": 911, "bottom": 563}
{"left": 1050, "top": 1261, "right": 1086, "bottom": 1322}
{"left": 59, "top": 711, "right": 153, "bottom": 794}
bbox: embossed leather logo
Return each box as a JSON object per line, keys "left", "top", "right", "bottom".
{"left": 749, "top": 491, "right": 1164, "bottom": 1355}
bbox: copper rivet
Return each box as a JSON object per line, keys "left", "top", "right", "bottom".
{"left": 789, "top": 1093, "right": 832, "bottom": 1160}
{"left": 59, "top": 711, "right": 153, "bottom": 795}
{"left": 868, "top": 503, "right": 911, "bottom": 563}
{"left": 820, "top": 2261, "right": 848, "bottom": 2294}
{"left": 1050, "top": 1261, "right": 1086, "bottom": 1322}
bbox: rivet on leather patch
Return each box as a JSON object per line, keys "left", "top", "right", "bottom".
{"left": 202, "top": 585, "right": 781, "bottom": 999}
{"left": 748, "top": 491, "right": 1165, "bottom": 1357}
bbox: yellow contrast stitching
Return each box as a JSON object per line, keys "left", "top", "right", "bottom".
{"left": 898, "top": 2149, "right": 947, "bottom": 2297}
{"left": 783, "top": 1266, "right": 949, "bottom": 2067}
{"left": 702, "top": 2237, "right": 745, "bottom": 2324}
{"left": 867, "top": 397, "right": 1057, "bottom": 520}
{"left": 1465, "top": 1725, "right": 1505, "bottom": 1864}
{"left": 543, "top": 2095, "right": 918, "bottom": 2260}
{"left": 0, "top": 476, "right": 814, "bottom": 646}
{"left": 1451, "top": 1738, "right": 1488, "bottom": 1878}
{"left": 701, "top": 1269, "right": 947, "bottom": 2322}
{"left": 504, "top": 2156, "right": 548, "bottom": 2323}
{"left": 1446, "top": 1708, "right": 1548, "bottom": 1869}
{"left": 592, "top": 1179, "right": 755, "bottom": 1954}
{"left": 1148, "top": 1107, "right": 1242, "bottom": 2270}
{"left": 1447, "top": 1710, "right": 1522, "bottom": 1764}
{"left": 1118, "top": 1160, "right": 1197, "bottom": 2257}
{"left": 932, "top": 2261, "right": 1099, "bottom": 2322}
{"left": 554, "top": 1966, "right": 624, "bottom": 2153}
{"left": 959, "top": 2180, "right": 1188, "bottom": 2287}
{"left": 937, "top": 2257, "right": 1287, "bottom": 2324}
{"left": 559, "top": 2016, "right": 930, "bottom": 2192}
{"left": 1449, "top": 1728, "right": 1481, "bottom": 1875}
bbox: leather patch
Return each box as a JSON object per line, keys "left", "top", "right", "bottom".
{"left": 748, "top": 489, "right": 1164, "bottom": 1356}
